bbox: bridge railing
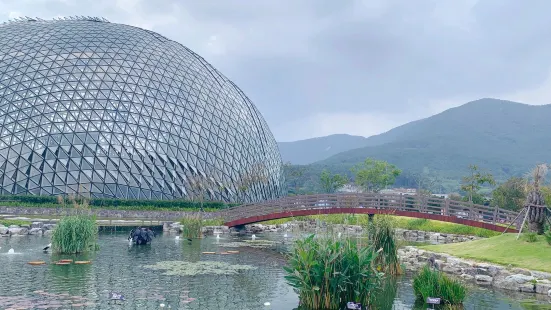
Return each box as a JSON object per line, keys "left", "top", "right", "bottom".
{"left": 221, "top": 193, "right": 521, "bottom": 229}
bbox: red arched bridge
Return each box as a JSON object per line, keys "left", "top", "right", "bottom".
{"left": 221, "top": 193, "right": 521, "bottom": 232}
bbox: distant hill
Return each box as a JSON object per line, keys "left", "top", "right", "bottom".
{"left": 278, "top": 134, "right": 369, "bottom": 165}
{"left": 286, "top": 98, "right": 551, "bottom": 192}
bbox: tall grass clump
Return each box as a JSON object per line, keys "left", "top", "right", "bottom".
{"left": 370, "top": 215, "right": 402, "bottom": 275}
{"left": 51, "top": 214, "right": 98, "bottom": 254}
{"left": 543, "top": 231, "right": 551, "bottom": 246}
{"left": 413, "top": 265, "right": 467, "bottom": 306}
{"left": 181, "top": 215, "right": 203, "bottom": 239}
{"left": 51, "top": 195, "right": 98, "bottom": 254}
{"left": 284, "top": 234, "right": 382, "bottom": 309}
{"left": 524, "top": 232, "right": 538, "bottom": 243}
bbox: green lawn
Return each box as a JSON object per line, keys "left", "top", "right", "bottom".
{"left": 421, "top": 233, "right": 551, "bottom": 273}
{"left": 260, "top": 214, "right": 498, "bottom": 237}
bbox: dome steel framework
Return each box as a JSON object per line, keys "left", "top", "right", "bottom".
{"left": 0, "top": 17, "right": 284, "bottom": 202}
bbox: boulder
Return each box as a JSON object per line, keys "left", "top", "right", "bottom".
{"left": 442, "top": 265, "right": 462, "bottom": 275}
{"left": 519, "top": 283, "right": 535, "bottom": 293}
{"left": 548, "top": 288, "right": 551, "bottom": 297}
{"left": 531, "top": 271, "right": 551, "bottom": 280}
{"left": 494, "top": 274, "right": 535, "bottom": 291}
{"left": 28, "top": 228, "right": 43, "bottom": 235}
{"left": 535, "top": 281, "right": 551, "bottom": 295}
{"left": 475, "top": 275, "right": 493, "bottom": 285}
{"left": 8, "top": 227, "right": 28, "bottom": 235}
{"left": 31, "top": 222, "right": 44, "bottom": 229}
{"left": 460, "top": 274, "right": 474, "bottom": 281}
{"left": 0, "top": 226, "right": 7, "bottom": 234}
{"left": 511, "top": 268, "right": 532, "bottom": 276}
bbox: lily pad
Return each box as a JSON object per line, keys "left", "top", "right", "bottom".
{"left": 144, "top": 261, "right": 257, "bottom": 276}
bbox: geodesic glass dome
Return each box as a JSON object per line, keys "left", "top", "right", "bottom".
{"left": 0, "top": 16, "right": 284, "bottom": 202}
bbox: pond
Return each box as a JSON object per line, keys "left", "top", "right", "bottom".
{"left": 0, "top": 231, "right": 549, "bottom": 309}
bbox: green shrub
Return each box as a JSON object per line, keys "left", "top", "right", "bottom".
{"left": 0, "top": 194, "right": 239, "bottom": 211}
{"left": 51, "top": 214, "right": 98, "bottom": 254}
{"left": 543, "top": 231, "right": 551, "bottom": 246}
{"left": 524, "top": 232, "right": 538, "bottom": 243}
{"left": 181, "top": 215, "right": 203, "bottom": 239}
{"left": 413, "top": 265, "right": 467, "bottom": 306}
{"left": 284, "top": 235, "right": 382, "bottom": 309}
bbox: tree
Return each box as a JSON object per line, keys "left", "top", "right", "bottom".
{"left": 524, "top": 164, "right": 548, "bottom": 234}
{"left": 351, "top": 158, "right": 401, "bottom": 193}
{"left": 460, "top": 165, "right": 495, "bottom": 203}
{"left": 491, "top": 177, "right": 526, "bottom": 211}
{"left": 409, "top": 169, "right": 440, "bottom": 196}
{"left": 319, "top": 169, "right": 348, "bottom": 193}
{"left": 282, "top": 161, "right": 306, "bottom": 195}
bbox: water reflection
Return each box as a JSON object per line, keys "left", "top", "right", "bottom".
{"left": 0, "top": 232, "right": 549, "bottom": 309}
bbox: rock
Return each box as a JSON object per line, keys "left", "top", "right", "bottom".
{"left": 8, "top": 227, "right": 28, "bottom": 235}
{"left": 475, "top": 275, "right": 493, "bottom": 285}
{"left": 511, "top": 268, "right": 532, "bottom": 276}
{"left": 442, "top": 265, "right": 462, "bottom": 275}
{"left": 28, "top": 228, "right": 43, "bottom": 235}
{"left": 0, "top": 226, "right": 7, "bottom": 234}
{"left": 462, "top": 267, "right": 477, "bottom": 276}
{"left": 519, "top": 283, "right": 535, "bottom": 293}
{"left": 531, "top": 271, "right": 551, "bottom": 280}
{"left": 460, "top": 274, "right": 474, "bottom": 281}
{"left": 31, "top": 222, "right": 44, "bottom": 229}
{"left": 548, "top": 288, "right": 551, "bottom": 297}
{"left": 43, "top": 224, "right": 56, "bottom": 230}
{"left": 488, "top": 266, "right": 503, "bottom": 277}
{"left": 8, "top": 225, "right": 19, "bottom": 228}
{"left": 535, "top": 281, "right": 551, "bottom": 294}
{"left": 494, "top": 274, "right": 535, "bottom": 291}
{"left": 476, "top": 268, "right": 491, "bottom": 276}
{"left": 43, "top": 230, "right": 53, "bottom": 236}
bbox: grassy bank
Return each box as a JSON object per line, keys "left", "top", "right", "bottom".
{"left": 421, "top": 234, "right": 551, "bottom": 273}
{"left": 260, "top": 214, "right": 498, "bottom": 237}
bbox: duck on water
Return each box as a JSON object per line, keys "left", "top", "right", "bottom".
{"left": 128, "top": 227, "right": 155, "bottom": 245}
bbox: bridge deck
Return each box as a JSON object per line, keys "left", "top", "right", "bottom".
{"left": 221, "top": 193, "right": 521, "bottom": 233}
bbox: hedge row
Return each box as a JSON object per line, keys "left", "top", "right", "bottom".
{"left": 0, "top": 195, "right": 240, "bottom": 210}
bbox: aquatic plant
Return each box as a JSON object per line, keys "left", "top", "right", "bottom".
{"left": 370, "top": 215, "right": 402, "bottom": 275}
{"left": 218, "top": 240, "right": 278, "bottom": 249}
{"left": 180, "top": 215, "right": 203, "bottom": 239}
{"left": 144, "top": 261, "right": 257, "bottom": 276}
{"left": 413, "top": 265, "right": 466, "bottom": 306}
{"left": 51, "top": 214, "right": 98, "bottom": 254}
{"left": 284, "top": 234, "right": 382, "bottom": 309}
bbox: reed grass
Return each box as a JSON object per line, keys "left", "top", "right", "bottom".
{"left": 413, "top": 265, "right": 466, "bottom": 306}
{"left": 51, "top": 214, "right": 98, "bottom": 254}
{"left": 370, "top": 215, "right": 402, "bottom": 275}
{"left": 180, "top": 215, "right": 203, "bottom": 239}
{"left": 284, "top": 234, "right": 382, "bottom": 309}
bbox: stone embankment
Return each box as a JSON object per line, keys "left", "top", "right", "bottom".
{"left": 0, "top": 221, "right": 56, "bottom": 236}
{"left": 399, "top": 246, "right": 551, "bottom": 296}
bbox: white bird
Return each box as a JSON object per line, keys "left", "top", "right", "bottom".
{"left": 160, "top": 303, "right": 165, "bottom": 308}
{"left": 251, "top": 234, "right": 257, "bottom": 241}
{"left": 43, "top": 243, "right": 51, "bottom": 251}
{"left": 337, "top": 232, "right": 342, "bottom": 238}
{"left": 175, "top": 236, "right": 180, "bottom": 240}
{"left": 7, "top": 248, "right": 14, "bottom": 254}
{"left": 283, "top": 233, "right": 288, "bottom": 238}
{"left": 264, "top": 302, "right": 271, "bottom": 306}
{"left": 216, "top": 234, "right": 220, "bottom": 239}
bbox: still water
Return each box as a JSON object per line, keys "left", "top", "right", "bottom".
{"left": 0, "top": 231, "right": 548, "bottom": 309}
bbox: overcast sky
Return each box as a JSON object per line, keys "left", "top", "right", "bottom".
{"left": 2, "top": 0, "right": 551, "bottom": 142}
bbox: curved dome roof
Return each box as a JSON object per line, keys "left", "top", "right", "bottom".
{"left": 0, "top": 17, "right": 284, "bottom": 202}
